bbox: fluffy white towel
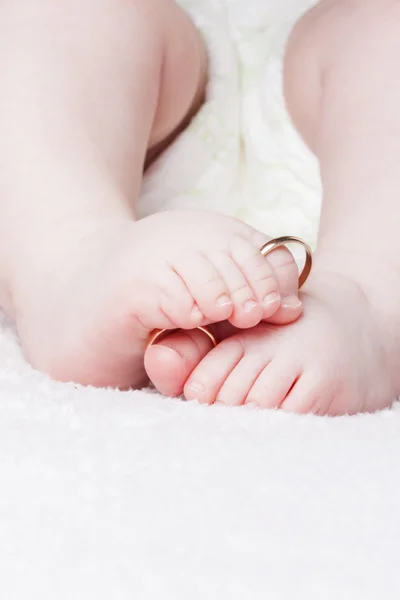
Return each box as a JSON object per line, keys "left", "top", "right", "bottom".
{"left": 1, "top": 1, "right": 400, "bottom": 598}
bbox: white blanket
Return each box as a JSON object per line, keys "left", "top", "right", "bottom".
{"left": 2, "top": 1, "right": 400, "bottom": 598}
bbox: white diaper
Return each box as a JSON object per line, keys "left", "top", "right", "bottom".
{"left": 138, "top": 0, "right": 321, "bottom": 249}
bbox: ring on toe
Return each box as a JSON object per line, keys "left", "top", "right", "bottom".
{"left": 147, "top": 325, "right": 217, "bottom": 350}
{"left": 260, "top": 235, "right": 312, "bottom": 289}
{"left": 146, "top": 235, "right": 312, "bottom": 350}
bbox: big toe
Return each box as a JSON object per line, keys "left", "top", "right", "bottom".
{"left": 144, "top": 328, "right": 216, "bottom": 398}
{"left": 262, "top": 243, "right": 304, "bottom": 325}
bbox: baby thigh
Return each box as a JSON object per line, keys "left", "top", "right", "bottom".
{"left": 145, "top": 0, "right": 208, "bottom": 161}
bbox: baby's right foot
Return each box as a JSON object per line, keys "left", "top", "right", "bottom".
{"left": 10, "top": 209, "right": 301, "bottom": 388}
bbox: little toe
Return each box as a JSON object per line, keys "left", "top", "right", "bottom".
{"left": 184, "top": 338, "right": 245, "bottom": 405}
{"left": 144, "top": 328, "right": 215, "bottom": 398}
{"left": 245, "top": 359, "right": 301, "bottom": 409}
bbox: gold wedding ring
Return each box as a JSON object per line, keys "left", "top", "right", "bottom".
{"left": 260, "top": 235, "right": 312, "bottom": 289}
{"left": 147, "top": 325, "right": 217, "bottom": 350}
{"left": 147, "top": 235, "right": 312, "bottom": 350}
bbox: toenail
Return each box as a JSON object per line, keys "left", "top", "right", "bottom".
{"left": 243, "top": 300, "right": 258, "bottom": 313}
{"left": 187, "top": 381, "right": 206, "bottom": 394}
{"left": 246, "top": 397, "right": 260, "bottom": 407}
{"left": 191, "top": 304, "right": 203, "bottom": 321}
{"left": 152, "top": 344, "right": 185, "bottom": 360}
{"left": 263, "top": 292, "right": 280, "bottom": 306}
{"left": 216, "top": 294, "right": 233, "bottom": 308}
{"left": 281, "top": 294, "right": 302, "bottom": 309}
{"left": 245, "top": 401, "right": 259, "bottom": 409}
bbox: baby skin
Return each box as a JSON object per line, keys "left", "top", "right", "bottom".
{"left": 146, "top": 0, "right": 400, "bottom": 415}
{"left": 0, "top": 0, "right": 301, "bottom": 389}
{"left": 2, "top": 0, "right": 400, "bottom": 415}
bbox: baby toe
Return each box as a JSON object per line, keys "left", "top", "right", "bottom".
{"left": 259, "top": 241, "right": 304, "bottom": 326}
{"left": 144, "top": 328, "right": 215, "bottom": 398}
{"left": 245, "top": 359, "right": 301, "bottom": 409}
{"left": 210, "top": 250, "right": 264, "bottom": 329}
{"left": 266, "top": 294, "right": 303, "bottom": 325}
{"left": 184, "top": 338, "right": 245, "bottom": 405}
{"left": 172, "top": 251, "right": 234, "bottom": 322}
{"left": 280, "top": 373, "right": 337, "bottom": 415}
{"left": 230, "top": 237, "right": 282, "bottom": 319}
{"left": 157, "top": 269, "right": 205, "bottom": 329}
{"left": 215, "top": 354, "right": 266, "bottom": 407}
{"left": 265, "top": 244, "right": 299, "bottom": 294}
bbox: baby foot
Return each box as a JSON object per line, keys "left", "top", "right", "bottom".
{"left": 146, "top": 259, "right": 400, "bottom": 414}
{"left": 122, "top": 209, "right": 303, "bottom": 331}
{"left": 11, "top": 209, "right": 301, "bottom": 388}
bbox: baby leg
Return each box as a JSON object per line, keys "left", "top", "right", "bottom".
{"left": 0, "top": 0, "right": 206, "bottom": 386}
{"left": 0, "top": 0, "right": 299, "bottom": 387}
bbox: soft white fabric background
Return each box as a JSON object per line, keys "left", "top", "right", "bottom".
{"left": 1, "top": 1, "right": 400, "bottom": 598}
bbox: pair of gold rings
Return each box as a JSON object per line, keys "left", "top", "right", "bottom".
{"left": 147, "top": 236, "right": 312, "bottom": 350}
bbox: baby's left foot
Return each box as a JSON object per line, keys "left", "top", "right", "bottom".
{"left": 146, "top": 259, "right": 400, "bottom": 415}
